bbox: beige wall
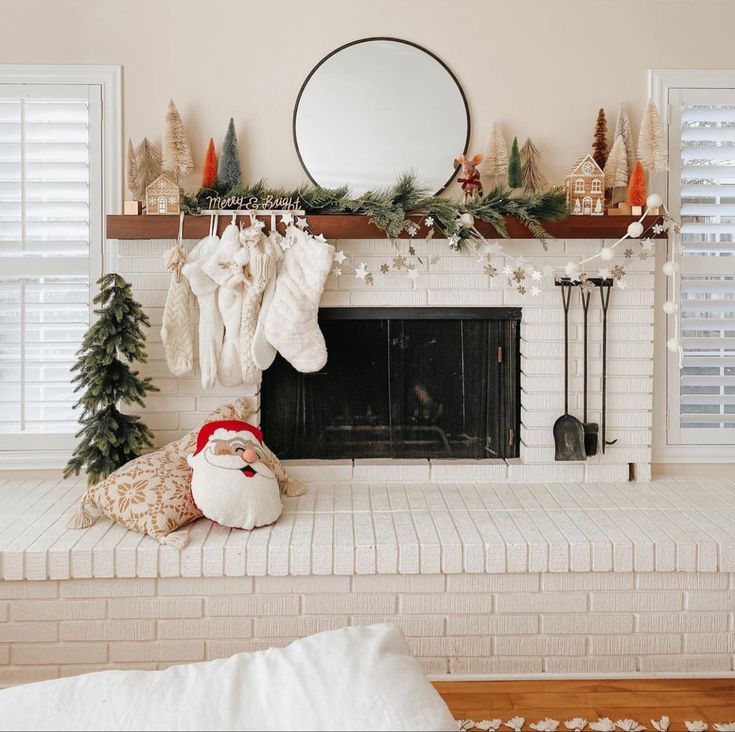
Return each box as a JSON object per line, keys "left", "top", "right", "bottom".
{"left": 2, "top": 0, "right": 733, "bottom": 198}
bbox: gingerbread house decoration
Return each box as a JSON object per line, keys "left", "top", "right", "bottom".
{"left": 565, "top": 154, "right": 605, "bottom": 216}
{"left": 145, "top": 174, "right": 180, "bottom": 215}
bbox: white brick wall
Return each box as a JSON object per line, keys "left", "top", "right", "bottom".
{"left": 1, "top": 572, "right": 733, "bottom": 684}
{"left": 118, "top": 236, "right": 654, "bottom": 481}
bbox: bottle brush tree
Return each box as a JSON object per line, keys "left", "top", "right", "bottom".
{"left": 604, "top": 134, "right": 629, "bottom": 202}
{"left": 218, "top": 117, "right": 242, "bottom": 191}
{"left": 479, "top": 120, "right": 509, "bottom": 185}
{"left": 507, "top": 136, "right": 522, "bottom": 189}
{"left": 133, "top": 137, "right": 161, "bottom": 200}
{"left": 64, "top": 274, "right": 159, "bottom": 485}
{"left": 126, "top": 138, "right": 137, "bottom": 199}
{"left": 592, "top": 108, "right": 609, "bottom": 169}
{"left": 614, "top": 102, "right": 635, "bottom": 178}
{"left": 520, "top": 137, "right": 548, "bottom": 192}
{"left": 162, "top": 99, "right": 194, "bottom": 183}
{"left": 202, "top": 137, "right": 218, "bottom": 189}
{"left": 638, "top": 98, "right": 668, "bottom": 173}
{"left": 627, "top": 160, "right": 648, "bottom": 207}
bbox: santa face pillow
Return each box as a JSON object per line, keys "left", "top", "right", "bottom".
{"left": 187, "top": 420, "right": 282, "bottom": 530}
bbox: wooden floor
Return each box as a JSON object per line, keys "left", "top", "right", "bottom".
{"left": 434, "top": 679, "right": 735, "bottom": 730}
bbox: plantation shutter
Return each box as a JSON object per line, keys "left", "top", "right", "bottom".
{"left": 0, "top": 83, "right": 102, "bottom": 452}
{"left": 669, "top": 88, "right": 735, "bottom": 446}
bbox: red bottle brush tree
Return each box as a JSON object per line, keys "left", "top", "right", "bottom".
{"left": 627, "top": 160, "right": 647, "bottom": 207}
{"left": 202, "top": 138, "right": 218, "bottom": 189}
{"left": 592, "top": 108, "right": 609, "bottom": 170}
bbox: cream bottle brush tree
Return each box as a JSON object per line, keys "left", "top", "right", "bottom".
{"left": 520, "top": 137, "right": 548, "bottom": 193}
{"left": 604, "top": 135, "right": 629, "bottom": 203}
{"left": 479, "top": 121, "right": 509, "bottom": 185}
{"left": 162, "top": 99, "right": 194, "bottom": 184}
{"left": 638, "top": 99, "right": 668, "bottom": 173}
{"left": 613, "top": 102, "right": 635, "bottom": 179}
{"left": 133, "top": 137, "right": 161, "bottom": 200}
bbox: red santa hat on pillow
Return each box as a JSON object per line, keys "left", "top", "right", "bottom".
{"left": 193, "top": 420, "right": 263, "bottom": 455}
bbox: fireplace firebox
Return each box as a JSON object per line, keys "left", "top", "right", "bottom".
{"left": 261, "top": 308, "right": 520, "bottom": 460}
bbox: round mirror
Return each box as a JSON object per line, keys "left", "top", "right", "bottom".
{"left": 293, "top": 38, "right": 470, "bottom": 195}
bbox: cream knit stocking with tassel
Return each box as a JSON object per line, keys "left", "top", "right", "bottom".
{"left": 240, "top": 235, "right": 277, "bottom": 382}
{"left": 161, "top": 214, "right": 194, "bottom": 376}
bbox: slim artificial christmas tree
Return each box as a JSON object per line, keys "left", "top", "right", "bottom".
{"left": 162, "top": 99, "right": 194, "bottom": 183}
{"left": 592, "top": 108, "right": 609, "bottom": 170}
{"left": 218, "top": 118, "right": 242, "bottom": 191}
{"left": 627, "top": 160, "right": 648, "bottom": 209}
{"left": 638, "top": 99, "right": 668, "bottom": 173}
{"left": 202, "top": 137, "right": 218, "bottom": 189}
{"left": 520, "top": 137, "right": 548, "bottom": 192}
{"left": 479, "top": 121, "right": 508, "bottom": 184}
{"left": 64, "top": 274, "right": 159, "bottom": 485}
{"left": 614, "top": 102, "right": 635, "bottom": 178}
{"left": 133, "top": 137, "right": 161, "bottom": 200}
{"left": 508, "top": 136, "right": 522, "bottom": 189}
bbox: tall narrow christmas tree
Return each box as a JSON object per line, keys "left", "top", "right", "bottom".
{"left": 133, "top": 137, "right": 161, "bottom": 200}
{"left": 202, "top": 137, "right": 218, "bottom": 189}
{"left": 508, "top": 136, "right": 522, "bottom": 189}
{"left": 479, "top": 121, "right": 509, "bottom": 185}
{"left": 592, "top": 108, "right": 609, "bottom": 169}
{"left": 218, "top": 118, "right": 242, "bottom": 191}
{"left": 638, "top": 99, "right": 667, "bottom": 173}
{"left": 64, "top": 274, "right": 159, "bottom": 485}
{"left": 627, "top": 160, "right": 648, "bottom": 208}
{"left": 162, "top": 99, "right": 194, "bottom": 183}
{"left": 520, "top": 137, "right": 548, "bottom": 192}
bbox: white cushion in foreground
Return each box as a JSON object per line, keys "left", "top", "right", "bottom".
{"left": 0, "top": 623, "right": 457, "bottom": 732}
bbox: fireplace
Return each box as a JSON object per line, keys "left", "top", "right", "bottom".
{"left": 261, "top": 308, "right": 520, "bottom": 460}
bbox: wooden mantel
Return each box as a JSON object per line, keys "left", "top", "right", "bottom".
{"left": 106, "top": 214, "right": 666, "bottom": 240}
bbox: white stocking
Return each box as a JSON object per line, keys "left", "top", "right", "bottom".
{"left": 264, "top": 227, "right": 334, "bottom": 373}
{"left": 181, "top": 216, "right": 223, "bottom": 390}
{"left": 202, "top": 220, "right": 244, "bottom": 387}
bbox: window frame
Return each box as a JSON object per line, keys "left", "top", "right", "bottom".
{"left": 0, "top": 65, "right": 121, "bottom": 469}
{"left": 651, "top": 69, "right": 735, "bottom": 463}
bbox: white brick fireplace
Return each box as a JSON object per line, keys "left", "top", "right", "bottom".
{"left": 120, "top": 234, "right": 655, "bottom": 482}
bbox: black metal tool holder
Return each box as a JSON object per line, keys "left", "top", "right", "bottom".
{"left": 598, "top": 278, "right": 618, "bottom": 454}
{"left": 580, "top": 286, "right": 599, "bottom": 456}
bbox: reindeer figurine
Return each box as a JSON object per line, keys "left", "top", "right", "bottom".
{"left": 454, "top": 153, "right": 484, "bottom": 202}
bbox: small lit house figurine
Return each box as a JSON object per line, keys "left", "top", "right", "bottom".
{"left": 565, "top": 154, "right": 605, "bottom": 216}
{"left": 145, "top": 174, "right": 180, "bottom": 215}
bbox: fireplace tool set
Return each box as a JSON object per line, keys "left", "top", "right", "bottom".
{"left": 554, "top": 278, "right": 617, "bottom": 462}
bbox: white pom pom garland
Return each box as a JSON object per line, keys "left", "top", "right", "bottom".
{"left": 662, "top": 261, "right": 678, "bottom": 276}
{"left": 627, "top": 221, "right": 644, "bottom": 238}
{"left": 600, "top": 247, "right": 614, "bottom": 262}
{"left": 647, "top": 193, "right": 663, "bottom": 208}
{"left": 663, "top": 300, "right": 679, "bottom": 314}
{"left": 667, "top": 337, "right": 680, "bottom": 352}
{"left": 459, "top": 212, "right": 475, "bottom": 228}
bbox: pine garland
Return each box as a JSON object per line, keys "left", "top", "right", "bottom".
{"left": 181, "top": 172, "right": 568, "bottom": 245}
{"left": 64, "top": 274, "right": 159, "bottom": 485}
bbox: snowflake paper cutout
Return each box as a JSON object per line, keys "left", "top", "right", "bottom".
{"left": 624, "top": 248, "right": 633, "bottom": 259}
{"left": 355, "top": 262, "right": 369, "bottom": 280}
{"left": 530, "top": 286, "right": 540, "bottom": 297}
{"left": 334, "top": 250, "right": 347, "bottom": 264}
{"left": 641, "top": 237, "right": 655, "bottom": 251}
{"left": 408, "top": 245, "right": 416, "bottom": 256}
{"left": 332, "top": 267, "right": 342, "bottom": 277}
{"left": 424, "top": 216, "right": 434, "bottom": 227}
{"left": 379, "top": 263, "right": 390, "bottom": 274}
{"left": 611, "top": 264, "right": 626, "bottom": 279}
{"left": 364, "top": 273, "right": 374, "bottom": 286}
{"left": 531, "top": 270, "right": 542, "bottom": 281}
{"left": 484, "top": 263, "right": 498, "bottom": 277}
{"left": 392, "top": 255, "right": 408, "bottom": 271}
{"left": 652, "top": 223, "right": 664, "bottom": 235}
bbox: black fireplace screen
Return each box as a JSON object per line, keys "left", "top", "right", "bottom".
{"left": 261, "top": 308, "right": 520, "bottom": 460}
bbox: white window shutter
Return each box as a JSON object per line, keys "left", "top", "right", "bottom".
{"left": 0, "top": 83, "right": 101, "bottom": 448}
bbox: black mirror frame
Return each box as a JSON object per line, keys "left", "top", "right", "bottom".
{"left": 292, "top": 36, "right": 471, "bottom": 196}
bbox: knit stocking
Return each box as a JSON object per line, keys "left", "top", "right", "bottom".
{"left": 240, "top": 237, "right": 277, "bottom": 382}
{"left": 181, "top": 232, "right": 223, "bottom": 390}
{"left": 160, "top": 244, "right": 194, "bottom": 376}
{"left": 202, "top": 223, "right": 244, "bottom": 387}
{"left": 264, "top": 227, "right": 334, "bottom": 373}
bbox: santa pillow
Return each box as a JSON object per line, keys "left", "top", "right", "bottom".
{"left": 187, "top": 420, "right": 284, "bottom": 530}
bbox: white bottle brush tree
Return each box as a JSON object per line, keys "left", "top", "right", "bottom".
{"left": 638, "top": 99, "right": 668, "bottom": 173}
{"left": 162, "top": 99, "right": 194, "bottom": 184}
{"left": 613, "top": 102, "right": 636, "bottom": 179}
{"left": 520, "top": 137, "right": 548, "bottom": 193}
{"left": 479, "top": 120, "right": 509, "bottom": 187}
{"left": 64, "top": 274, "right": 159, "bottom": 485}
{"left": 604, "top": 135, "right": 629, "bottom": 203}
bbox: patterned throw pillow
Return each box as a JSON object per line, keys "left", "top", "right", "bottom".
{"left": 66, "top": 399, "right": 254, "bottom": 547}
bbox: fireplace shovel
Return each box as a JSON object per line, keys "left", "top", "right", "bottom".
{"left": 580, "top": 286, "right": 599, "bottom": 456}
{"left": 599, "top": 278, "right": 618, "bottom": 454}
{"left": 554, "top": 281, "right": 586, "bottom": 461}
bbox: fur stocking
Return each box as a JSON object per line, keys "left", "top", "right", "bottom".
{"left": 264, "top": 227, "right": 334, "bottom": 373}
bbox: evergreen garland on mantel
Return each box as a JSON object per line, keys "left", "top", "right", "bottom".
{"left": 181, "top": 173, "right": 568, "bottom": 248}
